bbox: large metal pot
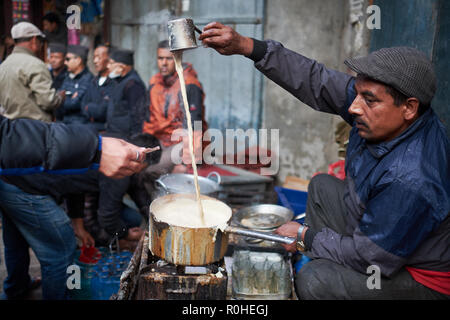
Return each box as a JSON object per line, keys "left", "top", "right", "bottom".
{"left": 155, "top": 172, "right": 221, "bottom": 198}
{"left": 149, "top": 194, "right": 296, "bottom": 266}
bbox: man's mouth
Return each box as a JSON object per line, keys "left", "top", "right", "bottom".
{"left": 355, "top": 118, "right": 368, "bottom": 129}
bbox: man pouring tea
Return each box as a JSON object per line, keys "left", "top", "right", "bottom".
{"left": 199, "top": 22, "right": 449, "bottom": 300}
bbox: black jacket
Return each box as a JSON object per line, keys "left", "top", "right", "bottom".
{"left": 51, "top": 67, "right": 68, "bottom": 91}
{"left": 57, "top": 68, "right": 94, "bottom": 125}
{"left": 81, "top": 76, "right": 116, "bottom": 132}
{"left": 106, "top": 70, "right": 147, "bottom": 139}
{"left": 0, "top": 114, "right": 100, "bottom": 175}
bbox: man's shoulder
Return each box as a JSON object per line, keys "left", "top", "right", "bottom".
{"left": 384, "top": 128, "right": 448, "bottom": 189}
{"left": 123, "top": 71, "right": 146, "bottom": 89}
{"left": 81, "top": 69, "right": 94, "bottom": 81}
{"left": 2, "top": 51, "right": 45, "bottom": 72}
{"left": 149, "top": 73, "right": 164, "bottom": 86}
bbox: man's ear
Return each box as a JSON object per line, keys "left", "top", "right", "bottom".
{"left": 403, "top": 97, "right": 420, "bottom": 121}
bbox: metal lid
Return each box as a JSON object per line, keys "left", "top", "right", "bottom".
{"left": 232, "top": 204, "right": 294, "bottom": 230}
{"left": 156, "top": 173, "right": 219, "bottom": 194}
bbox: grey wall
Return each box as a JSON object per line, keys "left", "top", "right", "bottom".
{"left": 110, "top": 0, "right": 173, "bottom": 88}
{"left": 263, "top": 0, "right": 350, "bottom": 183}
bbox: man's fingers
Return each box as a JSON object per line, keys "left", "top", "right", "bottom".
{"left": 202, "top": 36, "right": 226, "bottom": 45}
{"left": 126, "top": 159, "right": 146, "bottom": 172}
{"left": 198, "top": 28, "right": 226, "bottom": 40}
{"left": 202, "top": 21, "right": 225, "bottom": 32}
{"left": 202, "top": 36, "right": 229, "bottom": 49}
{"left": 142, "top": 146, "right": 160, "bottom": 154}
{"left": 132, "top": 146, "right": 160, "bottom": 162}
{"left": 120, "top": 167, "right": 136, "bottom": 177}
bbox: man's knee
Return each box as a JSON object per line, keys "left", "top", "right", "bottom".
{"left": 308, "top": 173, "right": 334, "bottom": 195}
{"left": 295, "top": 259, "right": 330, "bottom": 300}
{"left": 295, "top": 259, "right": 349, "bottom": 300}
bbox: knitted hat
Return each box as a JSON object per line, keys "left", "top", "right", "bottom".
{"left": 344, "top": 47, "right": 436, "bottom": 105}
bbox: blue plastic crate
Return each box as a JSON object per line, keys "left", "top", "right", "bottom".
{"left": 275, "top": 186, "right": 308, "bottom": 219}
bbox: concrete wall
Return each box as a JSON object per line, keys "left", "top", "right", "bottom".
{"left": 262, "top": 0, "right": 371, "bottom": 183}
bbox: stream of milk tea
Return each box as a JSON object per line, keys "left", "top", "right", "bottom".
{"left": 173, "top": 50, "right": 205, "bottom": 224}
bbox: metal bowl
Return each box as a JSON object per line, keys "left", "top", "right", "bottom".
{"left": 155, "top": 173, "right": 221, "bottom": 197}
{"left": 232, "top": 204, "right": 294, "bottom": 231}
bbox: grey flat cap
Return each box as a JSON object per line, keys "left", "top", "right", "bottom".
{"left": 11, "top": 22, "right": 46, "bottom": 39}
{"left": 344, "top": 47, "right": 436, "bottom": 105}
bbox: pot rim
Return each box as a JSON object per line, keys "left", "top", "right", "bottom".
{"left": 155, "top": 173, "right": 220, "bottom": 194}
{"left": 149, "top": 193, "right": 232, "bottom": 230}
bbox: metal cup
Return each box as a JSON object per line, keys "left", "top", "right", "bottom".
{"left": 167, "top": 18, "right": 201, "bottom": 51}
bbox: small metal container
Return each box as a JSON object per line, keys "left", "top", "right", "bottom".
{"left": 167, "top": 18, "right": 200, "bottom": 51}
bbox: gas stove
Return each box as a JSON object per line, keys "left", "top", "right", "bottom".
{"left": 122, "top": 233, "right": 228, "bottom": 300}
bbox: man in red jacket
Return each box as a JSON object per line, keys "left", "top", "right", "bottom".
{"left": 141, "top": 40, "right": 208, "bottom": 193}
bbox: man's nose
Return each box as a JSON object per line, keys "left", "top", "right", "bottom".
{"left": 348, "top": 95, "right": 364, "bottom": 116}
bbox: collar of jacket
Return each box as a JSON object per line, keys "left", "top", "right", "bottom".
{"left": 162, "top": 71, "right": 178, "bottom": 86}
{"left": 52, "top": 66, "right": 67, "bottom": 77}
{"left": 364, "top": 108, "right": 433, "bottom": 158}
{"left": 12, "top": 46, "right": 36, "bottom": 57}
{"left": 95, "top": 74, "right": 112, "bottom": 86}
{"left": 116, "top": 68, "right": 136, "bottom": 83}
{"left": 70, "top": 67, "right": 89, "bottom": 80}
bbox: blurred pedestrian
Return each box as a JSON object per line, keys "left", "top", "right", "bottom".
{"left": 0, "top": 35, "right": 14, "bottom": 63}
{"left": 0, "top": 114, "right": 153, "bottom": 299}
{"left": 81, "top": 44, "right": 115, "bottom": 132}
{"left": 0, "top": 22, "right": 65, "bottom": 122}
{"left": 42, "top": 12, "right": 67, "bottom": 45}
{"left": 57, "top": 44, "right": 93, "bottom": 124}
{"left": 48, "top": 42, "right": 68, "bottom": 90}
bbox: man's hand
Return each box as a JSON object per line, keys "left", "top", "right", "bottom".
{"left": 172, "top": 164, "right": 188, "bottom": 173}
{"left": 275, "top": 221, "right": 302, "bottom": 253}
{"left": 58, "top": 90, "right": 66, "bottom": 101}
{"left": 72, "top": 218, "right": 95, "bottom": 247}
{"left": 99, "top": 137, "right": 160, "bottom": 179}
{"left": 126, "top": 227, "right": 144, "bottom": 242}
{"left": 198, "top": 22, "right": 254, "bottom": 56}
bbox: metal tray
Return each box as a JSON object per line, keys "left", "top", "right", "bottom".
{"left": 232, "top": 204, "right": 293, "bottom": 231}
